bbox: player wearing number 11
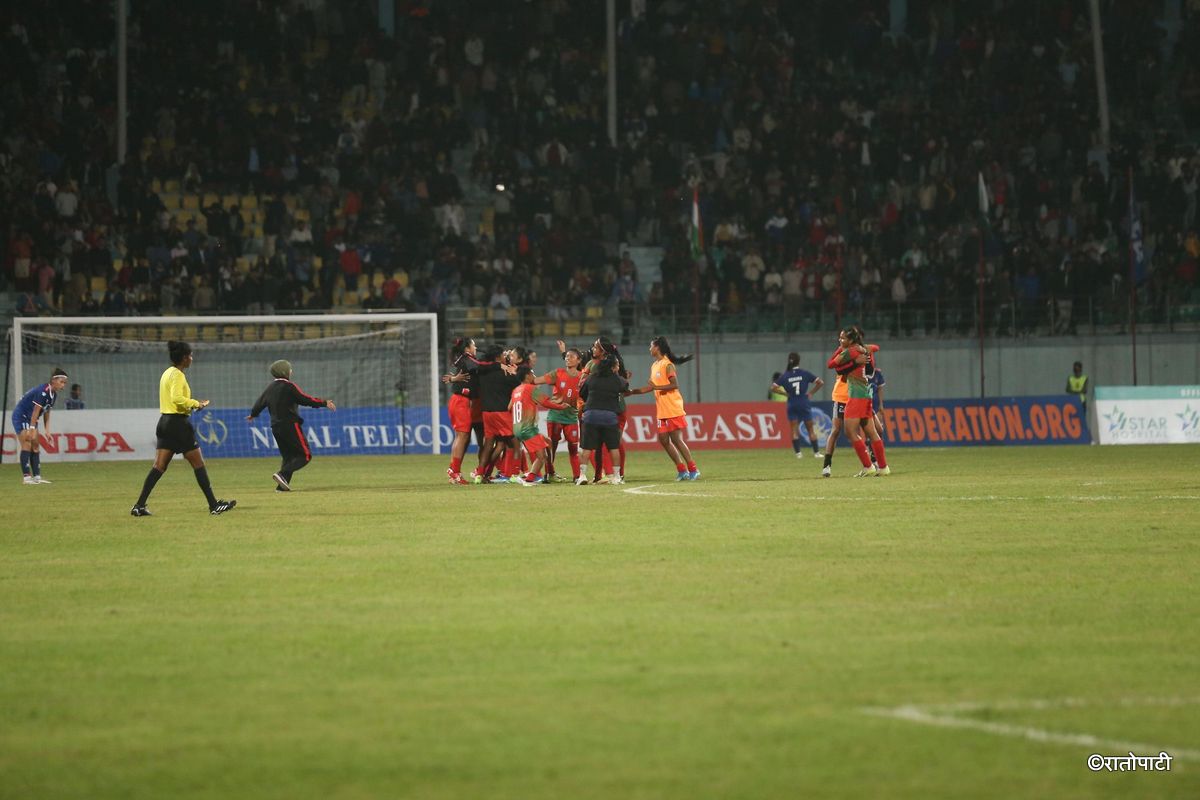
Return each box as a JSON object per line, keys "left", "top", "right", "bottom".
{"left": 769, "top": 352, "right": 824, "bottom": 458}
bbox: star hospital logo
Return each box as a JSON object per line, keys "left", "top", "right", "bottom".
{"left": 1102, "top": 406, "right": 1128, "bottom": 432}
{"left": 1177, "top": 405, "right": 1200, "bottom": 433}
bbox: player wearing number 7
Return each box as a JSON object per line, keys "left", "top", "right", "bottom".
{"left": 509, "top": 370, "right": 568, "bottom": 486}
{"left": 769, "top": 352, "right": 824, "bottom": 458}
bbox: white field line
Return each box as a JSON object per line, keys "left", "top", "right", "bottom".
{"left": 622, "top": 484, "right": 716, "bottom": 498}
{"left": 621, "top": 486, "right": 1200, "bottom": 502}
{"left": 861, "top": 700, "right": 1200, "bottom": 762}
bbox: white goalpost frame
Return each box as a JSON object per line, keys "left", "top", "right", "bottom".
{"left": 11, "top": 313, "right": 443, "bottom": 456}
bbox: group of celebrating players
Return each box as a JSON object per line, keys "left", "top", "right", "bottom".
{"left": 770, "top": 324, "right": 890, "bottom": 478}
{"left": 441, "top": 335, "right": 699, "bottom": 486}
{"left": 7, "top": 325, "right": 888, "bottom": 513}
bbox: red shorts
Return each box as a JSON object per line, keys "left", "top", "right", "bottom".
{"left": 547, "top": 421, "right": 580, "bottom": 444}
{"left": 520, "top": 434, "right": 549, "bottom": 454}
{"left": 448, "top": 394, "right": 472, "bottom": 433}
{"left": 483, "top": 411, "right": 513, "bottom": 438}
{"left": 844, "top": 397, "right": 874, "bottom": 419}
{"left": 657, "top": 415, "right": 687, "bottom": 434}
{"left": 470, "top": 397, "right": 483, "bottom": 423}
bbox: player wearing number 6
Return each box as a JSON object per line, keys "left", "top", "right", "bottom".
{"left": 769, "top": 352, "right": 824, "bottom": 458}
{"left": 509, "top": 370, "right": 567, "bottom": 486}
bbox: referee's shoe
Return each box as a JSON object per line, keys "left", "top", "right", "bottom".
{"left": 210, "top": 499, "right": 237, "bottom": 515}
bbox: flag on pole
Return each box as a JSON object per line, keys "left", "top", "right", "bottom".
{"left": 977, "top": 171, "right": 990, "bottom": 218}
{"left": 690, "top": 186, "right": 704, "bottom": 261}
{"left": 1129, "top": 178, "right": 1146, "bottom": 286}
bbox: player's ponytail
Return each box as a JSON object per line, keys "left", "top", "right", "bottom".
{"left": 167, "top": 340, "right": 192, "bottom": 365}
{"left": 652, "top": 336, "right": 694, "bottom": 365}
{"left": 786, "top": 352, "right": 800, "bottom": 370}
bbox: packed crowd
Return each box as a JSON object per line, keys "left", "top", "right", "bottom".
{"left": 3, "top": 0, "right": 1199, "bottom": 332}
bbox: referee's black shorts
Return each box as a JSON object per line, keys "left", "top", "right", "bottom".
{"left": 156, "top": 413, "right": 199, "bottom": 454}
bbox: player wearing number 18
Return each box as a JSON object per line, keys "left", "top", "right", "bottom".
{"left": 509, "top": 370, "right": 568, "bottom": 486}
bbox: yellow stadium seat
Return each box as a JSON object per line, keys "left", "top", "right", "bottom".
{"left": 162, "top": 193, "right": 181, "bottom": 210}
{"left": 563, "top": 320, "right": 582, "bottom": 336}
{"left": 540, "top": 320, "right": 562, "bottom": 337}
{"left": 260, "top": 325, "right": 280, "bottom": 341}
{"left": 240, "top": 194, "right": 258, "bottom": 210}
{"left": 163, "top": 179, "right": 180, "bottom": 193}
{"left": 312, "top": 256, "right": 323, "bottom": 269}
{"left": 112, "top": 258, "right": 124, "bottom": 272}
{"left": 582, "top": 320, "right": 600, "bottom": 336}
{"left": 89, "top": 276, "right": 107, "bottom": 294}
{"left": 585, "top": 306, "right": 604, "bottom": 319}
{"left": 466, "top": 306, "right": 485, "bottom": 321}
{"left": 371, "top": 272, "right": 385, "bottom": 288}
{"left": 202, "top": 193, "right": 220, "bottom": 208}
{"left": 182, "top": 194, "right": 200, "bottom": 210}
{"left": 151, "top": 179, "right": 162, "bottom": 193}
{"left": 199, "top": 325, "right": 219, "bottom": 342}
{"left": 220, "top": 325, "right": 242, "bottom": 342}
{"left": 303, "top": 324, "right": 323, "bottom": 340}
{"left": 236, "top": 257, "right": 251, "bottom": 273}
{"left": 222, "top": 194, "right": 240, "bottom": 209}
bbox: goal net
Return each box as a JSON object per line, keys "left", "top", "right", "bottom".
{"left": 6, "top": 314, "right": 441, "bottom": 462}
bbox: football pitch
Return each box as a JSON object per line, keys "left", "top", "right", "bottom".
{"left": 1, "top": 445, "right": 1197, "bottom": 799}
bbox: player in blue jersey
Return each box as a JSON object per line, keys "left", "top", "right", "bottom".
{"left": 770, "top": 353, "right": 824, "bottom": 458}
{"left": 12, "top": 368, "right": 70, "bottom": 484}
{"left": 869, "top": 365, "right": 886, "bottom": 437}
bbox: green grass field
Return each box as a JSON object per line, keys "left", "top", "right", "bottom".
{"left": 2, "top": 445, "right": 1198, "bottom": 799}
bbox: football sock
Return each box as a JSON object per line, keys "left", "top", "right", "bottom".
{"left": 193, "top": 466, "right": 219, "bottom": 507}
{"left": 20, "top": 451, "right": 31, "bottom": 476}
{"left": 676, "top": 463, "right": 687, "bottom": 473}
{"left": 811, "top": 440, "right": 820, "bottom": 454}
{"left": 823, "top": 452, "right": 833, "bottom": 469}
{"left": 568, "top": 451, "right": 580, "bottom": 478}
{"left": 29, "top": 452, "right": 41, "bottom": 476}
{"left": 792, "top": 438, "right": 802, "bottom": 453}
{"left": 136, "top": 467, "right": 164, "bottom": 506}
{"left": 449, "top": 456, "right": 462, "bottom": 474}
{"left": 617, "top": 443, "right": 626, "bottom": 476}
{"left": 687, "top": 461, "right": 697, "bottom": 472}
{"left": 852, "top": 439, "right": 872, "bottom": 467}
{"left": 871, "top": 439, "right": 888, "bottom": 469}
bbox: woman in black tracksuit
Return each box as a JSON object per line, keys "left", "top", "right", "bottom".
{"left": 576, "top": 354, "right": 629, "bottom": 486}
{"left": 247, "top": 359, "right": 336, "bottom": 491}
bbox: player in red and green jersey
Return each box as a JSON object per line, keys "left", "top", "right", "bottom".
{"left": 539, "top": 342, "right": 585, "bottom": 481}
{"left": 509, "top": 371, "right": 567, "bottom": 486}
{"left": 832, "top": 325, "right": 890, "bottom": 477}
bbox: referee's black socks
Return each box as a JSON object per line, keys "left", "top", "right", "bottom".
{"left": 193, "top": 467, "right": 218, "bottom": 508}
{"left": 136, "top": 467, "right": 164, "bottom": 507}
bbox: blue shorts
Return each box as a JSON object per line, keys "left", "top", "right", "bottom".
{"left": 786, "top": 403, "right": 812, "bottom": 422}
{"left": 11, "top": 412, "right": 34, "bottom": 432}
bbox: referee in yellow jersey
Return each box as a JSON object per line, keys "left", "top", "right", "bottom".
{"left": 131, "top": 340, "right": 236, "bottom": 517}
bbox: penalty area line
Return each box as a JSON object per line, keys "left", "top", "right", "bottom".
{"left": 860, "top": 702, "right": 1200, "bottom": 762}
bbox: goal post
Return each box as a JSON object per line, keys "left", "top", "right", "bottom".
{"left": 7, "top": 314, "right": 442, "bottom": 462}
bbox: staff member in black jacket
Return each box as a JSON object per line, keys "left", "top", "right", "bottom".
{"left": 247, "top": 360, "right": 336, "bottom": 491}
{"left": 576, "top": 354, "right": 629, "bottom": 486}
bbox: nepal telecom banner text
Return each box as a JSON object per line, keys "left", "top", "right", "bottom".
{"left": 1094, "top": 386, "right": 1200, "bottom": 445}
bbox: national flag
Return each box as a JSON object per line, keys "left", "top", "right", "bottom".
{"left": 690, "top": 186, "right": 704, "bottom": 260}
{"left": 1129, "top": 177, "right": 1146, "bottom": 286}
{"left": 977, "top": 171, "right": 990, "bottom": 218}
